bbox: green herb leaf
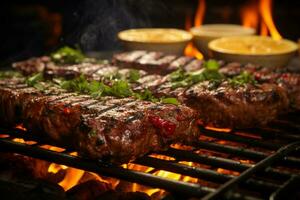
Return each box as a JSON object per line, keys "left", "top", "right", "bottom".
{"left": 25, "top": 73, "right": 44, "bottom": 87}
{"left": 135, "top": 89, "right": 158, "bottom": 102}
{"left": 204, "top": 59, "right": 220, "bottom": 71}
{"left": 169, "top": 68, "right": 186, "bottom": 82}
{"left": 109, "top": 80, "right": 133, "bottom": 98}
{"left": 160, "top": 97, "right": 179, "bottom": 105}
{"left": 0, "top": 71, "right": 22, "bottom": 79}
{"left": 128, "top": 70, "right": 140, "bottom": 82}
{"left": 51, "top": 46, "right": 85, "bottom": 64}
{"left": 229, "top": 71, "right": 257, "bottom": 86}
{"left": 170, "top": 60, "right": 223, "bottom": 89}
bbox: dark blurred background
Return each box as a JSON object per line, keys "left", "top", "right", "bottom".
{"left": 0, "top": 0, "right": 299, "bottom": 67}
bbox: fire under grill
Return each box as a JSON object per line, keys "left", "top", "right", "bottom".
{"left": 0, "top": 112, "right": 300, "bottom": 200}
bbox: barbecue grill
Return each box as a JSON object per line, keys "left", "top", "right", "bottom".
{"left": 1, "top": 110, "right": 299, "bottom": 200}
{"left": 1, "top": 0, "right": 300, "bottom": 199}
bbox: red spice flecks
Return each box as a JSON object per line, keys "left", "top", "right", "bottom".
{"left": 148, "top": 115, "right": 176, "bottom": 137}
{"left": 63, "top": 107, "right": 71, "bottom": 115}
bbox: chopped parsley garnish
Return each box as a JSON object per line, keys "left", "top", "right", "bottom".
{"left": 160, "top": 97, "right": 179, "bottom": 105}
{"left": 0, "top": 71, "right": 22, "bottom": 79}
{"left": 58, "top": 75, "right": 179, "bottom": 105}
{"left": 128, "top": 70, "right": 140, "bottom": 82}
{"left": 170, "top": 59, "right": 224, "bottom": 89}
{"left": 134, "top": 89, "right": 159, "bottom": 102}
{"left": 109, "top": 80, "right": 133, "bottom": 98}
{"left": 229, "top": 71, "right": 257, "bottom": 86}
{"left": 204, "top": 59, "right": 220, "bottom": 71}
{"left": 51, "top": 46, "right": 85, "bottom": 64}
{"left": 25, "top": 73, "right": 44, "bottom": 86}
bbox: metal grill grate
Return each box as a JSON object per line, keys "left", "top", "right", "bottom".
{"left": 0, "top": 112, "right": 300, "bottom": 200}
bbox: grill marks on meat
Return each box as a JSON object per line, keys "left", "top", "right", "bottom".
{"left": 220, "top": 63, "right": 300, "bottom": 110}
{"left": 183, "top": 81, "right": 288, "bottom": 128}
{"left": 12, "top": 51, "right": 291, "bottom": 128}
{"left": 12, "top": 56, "right": 51, "bottom": 75}
{"left": 112, "top": 51, "right": 202, "bottom": 74}
{"left": 30, "top": 62, "right": 290, "bottom": 128}
{"left": 0, "top": 79, "right": 199, "bottom": 163}
{"left": 134, "top": 75, "right": 288, "bottom": 128}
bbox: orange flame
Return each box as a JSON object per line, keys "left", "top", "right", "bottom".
{"left": 184, "top": 0, "right": 205, "bottom": 60}
{"left": 259, "top": 0, "right": 282, "bottom": 40}
{"left": 241, "top": 0, "right": 282, "bottom": 40}
{"left": 194, "top": 0, "right": 206, "bottom": 27}
{"left": 240, "top": 0, "right": 258, "bottom": 29}
{"left": 260, "top": 20, "right": 269, "bottom": 36}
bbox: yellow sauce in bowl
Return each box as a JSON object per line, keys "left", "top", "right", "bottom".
{"left": 118, "top": 28, "right": 192, "bottom": 43}
{"left": 209, "top": 36, "right": 298, "bottom": 55}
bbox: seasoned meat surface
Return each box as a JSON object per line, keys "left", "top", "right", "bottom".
{"left": 220, "top": 62, "right": 300, "bottom": 110}
{"left": 12, "top": 52, "right": 291, "bottom": 128}
{"left": 0, "top": 78, "right": 199, "bottom": 163}
{"left": 112, "top": 51, "right": 203, "bottom": 74}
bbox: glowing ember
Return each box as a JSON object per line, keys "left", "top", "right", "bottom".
{"left": 59, "top": 167, "right": 85, "bottom": 190}
{"left": 12, "top": 138, "right": 25, "bottom": 143}
{"left": 15, "top": 123, "right": 27, "bottom": 131}
{"left": 205, "top": 126, "right": 232, "bottom": 133}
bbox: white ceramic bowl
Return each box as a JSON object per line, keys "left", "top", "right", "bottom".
{"left": 118, "top": 28, "right": 193, "bottom": 54}
{"left": 209, "top": 36, "right": 299, "bottom": 67}
{"left": 190, "top": 24, "right": 255, "bottom": 58}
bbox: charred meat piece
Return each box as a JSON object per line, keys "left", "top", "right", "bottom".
{"left": 112, "top": 51, "right": 203, "bottom": 74}
{"left": 12, "top": 53, "right": 290, "bottom": 128}
{"left": 12, "top": 56, "right": 52, "bottom": 75}
{"left": 0, "top": 78, "right": 199, "bottom": 163}
{"left": 220, "top": 63, "right": 300, "bottom": 110}
{"left": 137, "top": 77, "right": 289, "bottom": 128}
{"left": 12, "top": 59, "right": 289, "bottom": 128}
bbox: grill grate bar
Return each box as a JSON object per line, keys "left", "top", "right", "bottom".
{"left": 194, "top": 140, "right": 300, "bottom": 167}
{"left": 200, "top": 127, "right": 283, "bottom": 150}
{"left": 160, "top": 147, "right": 295, "bottom": 180}
{"left": 135, "top": 157, "right": 281, "bottom": 193}
{"left": 135, "top": 156, "right": 233, "bottom": 183}
{"left": 161, "top": 148, "right": 252, "bottom": 171}
{"left": 0, "top": 138, "right": 214, "bottom": 197}
{"left": 1, "top": 119, "right": 299, "bottom": 199}
{"left": 269, "top": 175, "right": 300, "bottom": 200}
{"left": 201, "top": 142, "right": 300, "bottom": 200}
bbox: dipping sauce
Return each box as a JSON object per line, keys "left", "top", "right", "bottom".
{"left": 209, "top": 36, "right": 298, "bottom": 55}
{"left": 118, "top": 28, "right": 192, "bottom": 43}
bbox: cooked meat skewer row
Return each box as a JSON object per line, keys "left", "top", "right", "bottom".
{"left": 0, "top": 78, "right": 199, "bottom": 163}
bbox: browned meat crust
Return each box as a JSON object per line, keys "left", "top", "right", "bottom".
{"left": 0, "top": 78, "right": 199, "bottom": 163}
{"left": 112, "top": 51, "right": 203, "bottom": 74}
{"left": 12, "top": 53, "right": 290, "bottom": 128}
{"left": 220, "top": 63, "right": 300, "bottom": 110}
{"left": 12, "top": 56, "right": 51, "bottom": 75}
